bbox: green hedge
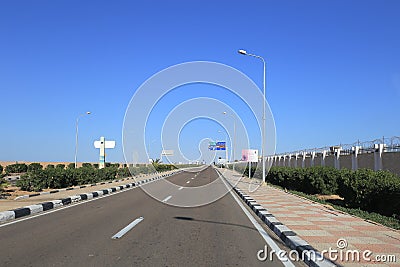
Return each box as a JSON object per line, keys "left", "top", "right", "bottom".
{"left": 5, "top": 163, "right": 28, "bottom": 173}
{"left": 262, "top": 166, "right": 400, "bottom": 218}
{"left": 15, "top": 163, "right": 181, "bottom": 192}
{"left": 16, "top": 166, "right": 119, "bottom": 192}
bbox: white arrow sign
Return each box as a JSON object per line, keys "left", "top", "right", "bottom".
{"left": 93, "top": 137, "right": 116, "bottom": 169}
{"left": 94, "top": 140, "right": 116, "bottom": 149}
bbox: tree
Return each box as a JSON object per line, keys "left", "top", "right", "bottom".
{"left": 56, "top": 164, "right": 65, "bottom": 169}
{"left": 82, "top": 163, "right": 93, "bottom": 168}
{"left": 0, "top": 164, "right": 3, "bottom": 174}
{"left": 112, "top": 163, "right": 120, "bottom": 168}
{"left": 5, "top": 163, "right": 28, "bottom": 174}
{"left": 67, "top": 163, "right": 75, "bottom": 169}
{"left": 28, "top": 163, "right": 43, "bottom": 172}
{"left": 152, "top": 158, "right": 161, "bottom": 164}
{"left": 46, "top": 164, "right": 55, "bottom": 169}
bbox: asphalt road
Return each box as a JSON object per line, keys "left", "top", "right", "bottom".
{"left": 0, "top": 166, "right": 302, "bottom": 267}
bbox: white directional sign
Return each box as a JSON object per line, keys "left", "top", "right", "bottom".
{"left": 94, "top": 140, "right": 116, "bottom": 149}
{"left": 161, "top": 150, "right": 174, "bottom": 156}
{"left": 93, "top": 137, "right": 116, "bottom": 169}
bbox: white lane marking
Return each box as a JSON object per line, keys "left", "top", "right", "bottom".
{"left": 178, "top": 187, "right": 183, "bottom": 190}
{"left": 186, "top": 181, "right": 190, "bottom": 184}
{"left": 191, "top": 177, "right": 194, "bottom": 180}
{"left": 0, "top": 185, "right": 136, "bottom": 228}
{"left": 217, "top": 171, "right": 295, "bottom": 267}
{"left": 0, "top": 171, "right": 181, "bottom": 228}
{"left": 112, "top": 217, "right": 144, "bottom": 239}
{"left": 162, "top": 195, "right": 172, "bottom": 202}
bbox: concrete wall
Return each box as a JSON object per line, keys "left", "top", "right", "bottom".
{"left": 382, "top": 152, "right": 400, "bottom": 176}
{"left": 272, "top": 151, "right": 400, "bottom": 176}
{"left": 305, "top": 157, "right": 312, "bottom": 167}
{"left": 340, "top": 154, "right": 352, "bottom": 170}
{"left": 314, "top": 155, "right": 322, "bottom": 166}
{"left": 358, "top": 153, "right": 374, "bottom": 169}
{"left": 325, "top": 155, "right": 335, "bottom": 168}
{"left": 296, "top": 158, "right": 302, "bottom": 168}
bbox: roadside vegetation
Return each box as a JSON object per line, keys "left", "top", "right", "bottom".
{"left": 2, "top": 162, "right": 180, "bottom": 192}
{"left": 230, "top": 165, "right": 400, "bottom": 229}
{"left": 0, "top": 164, "right": 4, "bottom": 192}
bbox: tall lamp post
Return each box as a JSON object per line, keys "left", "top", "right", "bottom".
{"left": 75, "top": 111, "right": 91, "bottom": 169}
{"left": 222, "top": 111, "right": 236, "bottom": 171}
{"left": 238, "top": 49, "right": 266, "bottom": 184}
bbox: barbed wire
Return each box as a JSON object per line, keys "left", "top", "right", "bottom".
{"left": 273, "top": 136, "right": 400, "bottom": 156}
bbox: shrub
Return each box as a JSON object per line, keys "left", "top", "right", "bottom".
{"left": 5, "top": 163, "right": 28, "bottom": 174}
{"left": 117, "top": 167, "right": 131, "bottom": 178}
{"left": 56, "top": 164, "right": 65, "bottom": 169}
{"left": 46, "top": 164, "right": 55, "bottom": 169}
{"left": 82, "top": 163, "right": 93, "bottom": 168}
{"left": 67, "top": 163, "right": 75, "bottom": 169}
{"left": 28, "top": 163, "right": 43, "bottom": 172}
{"left": 265, "top": 166, "right": 400, "bottom": 219}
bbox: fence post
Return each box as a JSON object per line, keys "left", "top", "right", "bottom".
{"left": 374, "top": 144, "right": 384, "bottom": 171}
{"left": 302, "top": 152, "right": 306, "bottom": 168}
{"left": 334, "top": 148, "right": 341, "bottom": 169}
{"left": 311, "top": 151, "right": 316, "bottom": 167}
{"left": 321, "top": 150, "right": 327, "bottom": 166}
{"left": 351, "top": 146, "right": 360, "bottom": 170}
{"left": 294, "top": 153, "right": 299, "bottom": 168}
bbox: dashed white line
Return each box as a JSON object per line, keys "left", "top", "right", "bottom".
{"left": 162, "top": 195, "right": 172, "bottom": 202}
{"left": 112, "top": 216, "right": 144, "bottom": 239}
{"left": 217, "top": 171, "right": 295, "bottom": 267}
{"left": 191, "top": 177, "right": 194, "bottom": 180}
{"left": 178, "top": 187, "right": 183, "bottom": 190}
{"left": 186, "top": 181, "right": 190, "bottom": 184}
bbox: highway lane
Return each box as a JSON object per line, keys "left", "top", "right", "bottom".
{"left": 0, "top": 166, "right": 302, "bottom": 266}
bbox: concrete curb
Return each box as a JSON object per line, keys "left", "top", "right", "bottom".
{"left": 0, "top": 170, "right": 182, "bottom": 224}
{"left": 217, "top": 170, "right": 337, "bottom": 267}
{"left": 13, "top": 175, "right": 152, "bottom": 200}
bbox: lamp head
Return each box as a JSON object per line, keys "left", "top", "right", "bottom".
{"left": 238, "top": 49, "right": 247, "bottom": 55}
{"left": 86, "top": 111, "right": 91, "bottom": 115}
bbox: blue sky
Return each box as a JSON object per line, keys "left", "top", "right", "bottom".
{"left": 1, "top": 0, "right": 399, "bottom": 163}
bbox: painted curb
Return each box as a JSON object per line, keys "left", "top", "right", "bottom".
{"left": 216, "top": 169, "right": 337, "bottom": 267}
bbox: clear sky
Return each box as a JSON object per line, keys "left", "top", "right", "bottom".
{"left": 1, "top": 0, "right": 399, "bottom": 163}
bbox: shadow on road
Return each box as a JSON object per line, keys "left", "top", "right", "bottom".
{"left": 173, "top": 216, "right": 257, "bottom": 232}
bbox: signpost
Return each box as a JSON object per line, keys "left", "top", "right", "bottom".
{"left": 209, "top": 141, "right": 228, "bottom": 164}
{"left": 94, "top": 137, "right": 116, "bottom": 169}
{"left": 242, "top": 149, "right": 259, "bottom": 179}
{"left": 160, "top": 150, "right": 174, "bottom": 162}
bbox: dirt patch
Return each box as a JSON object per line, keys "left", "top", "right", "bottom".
{"left": 0, "top": 186, "right": 53, "bottom": 200}
{"left": 315, "top": 194, "right": 344, "bottom": 201}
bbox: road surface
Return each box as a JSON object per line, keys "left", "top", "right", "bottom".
{"left": 0, "top": 166, "right": 302, "bottom": 266}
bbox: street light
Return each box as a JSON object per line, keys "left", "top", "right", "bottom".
{"left": 75, "top": 111, "right": 91, "bottom": 169}
{"left": 222, "top": 111, "right": 236, "bottom": 171}
{"left": 238, "top": 49, "right": 267, "bottom": 184}
{"left": 148, "top": 139, "right": 157, "bottom": 163}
